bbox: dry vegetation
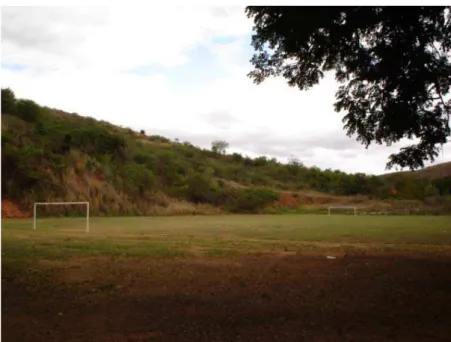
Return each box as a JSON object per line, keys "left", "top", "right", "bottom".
{"left": 2, "top": 89, "right": 451, "bottom": 218}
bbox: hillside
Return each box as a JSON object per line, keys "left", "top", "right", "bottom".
{"left": 2, "top": 88, "right": 451, "bottom": 217}
{"left": 383, "top": 162, "right": 451, "bottom": 180}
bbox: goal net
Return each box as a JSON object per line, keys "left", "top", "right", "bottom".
{"left": 33, "top": 201, "right": 90, "bottom": 232}
{"left": 328, "top": 206, "right": 357, "bottom": 216}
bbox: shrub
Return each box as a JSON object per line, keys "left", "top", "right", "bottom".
{"left": 185, "top": 174, "right": 220, "bottom": 205}
{"left": 231, "top": 153, "right": 243, "bottom": 163}
{"left": 1, "top": 88, "right": 16, "bottom": 114}
{"left": 122, "top": 163, "right": 155, "bottom": 195}
{"left": 179, "top": 145, "right": 195, "bottom": 158}
{"left": 228, "top": 188, "right": 280, "bottom": 213}
{"left": 134, "top": 153, "right": 149, "bottom": 165}
{"left": 16, "top": 99, "right": 42, "bottom": 122}
{"left": 243, "top": 157, "right": 254, "bottom": 167}
{"left": 253, "top": 156, "right": 269, "bottom": 167}
{"left": 72, "top": 126, "right": 126, "bottom": 157}
{"left": 149, "top": 135, "right": 171, "bottom": 143}
{"left": 250, "top": 172, "right": 271, "bottom": 185}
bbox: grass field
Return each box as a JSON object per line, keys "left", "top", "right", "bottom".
{"left": 3, "top": 215, "right": 451, "bottom": 341}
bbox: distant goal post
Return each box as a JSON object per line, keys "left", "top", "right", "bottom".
{"left": 328, "top": 206, "right": 357, "bottom": 216}
{"left": 33, "top": 201, "right": 90, "bottom": 232}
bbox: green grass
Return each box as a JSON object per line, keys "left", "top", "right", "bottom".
{"left": 2, "top": 215, "right": 451, "bottom": 265}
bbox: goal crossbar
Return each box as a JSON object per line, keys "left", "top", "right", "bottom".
{"left": 33, "top": 201, "right": 90, "bottom": 232}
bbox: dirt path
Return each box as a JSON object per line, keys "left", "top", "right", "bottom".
{"left": 3, "top": 254, "right": 451, "bottom": 342}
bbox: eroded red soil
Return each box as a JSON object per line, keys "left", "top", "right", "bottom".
{"left": 1, "top": 199, "right": 30, "bottom": 219}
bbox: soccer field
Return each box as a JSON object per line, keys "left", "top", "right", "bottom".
{"left": 3, "top": 214, "right": 451, "bottom": 259}
{"left": 3, "top": 214, "right": 451, "bottom": 342}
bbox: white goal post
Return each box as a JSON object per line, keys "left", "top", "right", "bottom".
{"left": 33, "top": 201, "right": 90, "bottom": 232}
{"left": 328, "top": 206, "right": 357, "bottom": 216}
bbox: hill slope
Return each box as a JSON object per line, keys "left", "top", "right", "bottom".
{"left": 383, "top": 162, "right": 451, "bottom": 180}
{"left": 2, "top": 89, "right": 451, "bottom": 217}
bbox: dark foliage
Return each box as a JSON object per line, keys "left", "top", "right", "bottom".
{"left": 2, "top": 88, "right": 450, "bottom": 215}
{"left": 246, "top": 6, "right": 451, "bottom": 170}
{"left": 185, "top": 174, "right": 220, "bottom": 205}
{"left": 1, "top": 88, "right": 16, "bottom": 114}
{"left": 16, "top": 99, "right": 42, "bottom": 122}
{"left": 228, "top": 188, "right": 280, "bottom": 213}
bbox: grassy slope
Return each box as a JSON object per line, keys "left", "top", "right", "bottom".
{"left": 2, "top": 96, "right": 450, "bottom": 217}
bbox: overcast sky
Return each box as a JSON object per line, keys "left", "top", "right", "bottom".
{"left": 2, "top": 6, "right": 450, "bottom": 175}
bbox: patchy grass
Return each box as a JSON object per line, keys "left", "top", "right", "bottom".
{"left": 3, "top": 215, "right": 451, "bottom": 260}
{"left": 3, "top": 215, "right": 451, "bottom": 341}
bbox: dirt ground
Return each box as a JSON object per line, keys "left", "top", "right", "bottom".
{"left": 3, "top": 252, "right": 451, "bottom": 342}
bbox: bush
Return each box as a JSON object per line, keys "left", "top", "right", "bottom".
{"left": 134, "top": 153, "right": 150, "bottom": 165}
{"left": 253, "top": 156, "right": 269, "bottom": 167}
{"left": 1, "top": 144, "right": 54, "bottom": 199}
{"left": 228, "top": 188, "right": 280, "bottom": 213}
{"left": 243, "top": 157, "right": 254, "bottom": 167}
{"left": 1, "top": 88, "right": 16, "bottom": 114}
{"left": 185, "top": 174, "right": 220, "bottom": 205}
{"left": 72, "top": 126, "right": 126, "bottom": 157}
{"left": 250, "top": 172, "right": 271, "bottom": 185}
{"left": 149, "top": 135, "right": 171, "bottom": 143}
{"left": 122, "top": 163, "right": 155, "bottom": 195}
{"left": 231, "top": 153, "right": 243, "bottom": 163}
{"left": 16, "top": 99, "right": 42, "bottom": 122}
{"left": 179, "top": 145, "right": 195, "bottom": 158}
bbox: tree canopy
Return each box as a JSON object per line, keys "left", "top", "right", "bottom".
{"left": 211, "top": 140, "right": 230, "bottom": 155}
{"left": 246, "top": 6, "right": 451, "bottom": 170}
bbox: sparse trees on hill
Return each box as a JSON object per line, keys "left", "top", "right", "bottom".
{"left": 211, "top": 140, "right": 229, "bottom": 155}
{"left": 2, "top": 89, "right": 451, "bottom": 215}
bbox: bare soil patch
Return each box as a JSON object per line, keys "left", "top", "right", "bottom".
{"left": 1, "top": 199, "right": 30, "bottom": 218}
{"left": 3, "top": 253, "right": 451, "bottom": 342}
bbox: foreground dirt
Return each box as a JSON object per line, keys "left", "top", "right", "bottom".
{"left": 3, "top": 253, "right": 451, "bottom": 342}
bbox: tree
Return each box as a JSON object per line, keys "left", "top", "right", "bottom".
{"left": 246, "top": 7, "right": 451, "bottom": 170}
{"left": 287, "top": 155, "right": 304, "bottom": 176}
{"left": 16, "top": 99, "right": 42, "bottom": 122}
{"left": 1, "top": 88, "right": 17, "bottom": 114}
{"left": 211, "top": 140, "right": 229, "bottom": 155}
{"left": 186, "top": 174, "right": 220, "bottom": 204}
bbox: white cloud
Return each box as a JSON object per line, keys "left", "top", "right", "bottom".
{"left": 2, "top": 6, "right": 251, "bottom": 71}
{"left": 2, "top": 6, "right": 449, "bottom": 176}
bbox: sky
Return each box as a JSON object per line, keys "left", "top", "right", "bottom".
{"left": 1, "top": 6, "right": 450, "bottom": 175}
